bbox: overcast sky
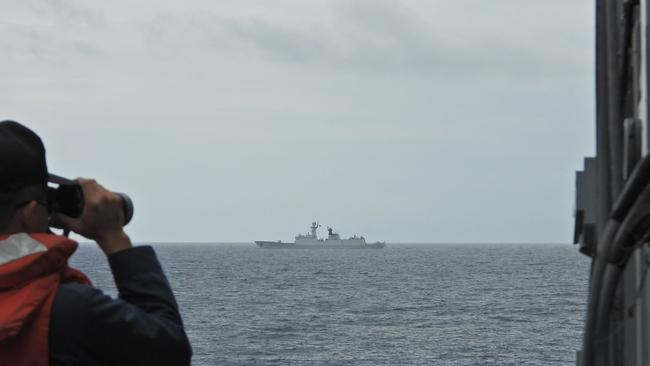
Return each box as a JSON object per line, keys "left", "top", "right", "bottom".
{"left": 1, "top": 0, "right": 594, "bottom": 243}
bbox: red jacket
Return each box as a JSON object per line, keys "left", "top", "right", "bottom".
{"left": 0, "top": 233, "right": 90, "bottom": 366}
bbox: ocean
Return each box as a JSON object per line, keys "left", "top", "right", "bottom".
{"left": 70, "top": 243, "right": 589, "bottom": 366}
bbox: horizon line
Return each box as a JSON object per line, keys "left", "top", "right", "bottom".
{"left": 77, "top": 241, "right": 574, "bottom": 246}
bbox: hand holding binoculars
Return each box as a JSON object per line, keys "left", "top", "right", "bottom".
{"left": 48, "top": 174, "right": 134, "bottom": 228}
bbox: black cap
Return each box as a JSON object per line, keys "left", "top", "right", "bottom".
{"left": 0, "top": 121, "right": 48, "bottom": 194}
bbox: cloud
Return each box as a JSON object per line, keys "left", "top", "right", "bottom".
{"left": 3, "top": 0, "right": 590, "bottom": 79}
{"left": 139, "top": 0, "right": 590, "bottom": 78}
{"left": 71, "top": 41, "right": 102, "bottom": 58}
{"left": 37, "top": 0, "right": 107, "bottom": 28}
{"left": 216, "top": 18, "right": 331, "bottom": 65}
{"left": 0, "top": 0, "right": 106, "bottom": 62}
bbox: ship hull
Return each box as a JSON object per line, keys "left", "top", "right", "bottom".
{"left": 255, "top": 241, "right": 385, "bottom": 249}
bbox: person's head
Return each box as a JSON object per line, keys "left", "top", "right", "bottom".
{"left": 0, "top": 121, "right": 50, "bottom": 234}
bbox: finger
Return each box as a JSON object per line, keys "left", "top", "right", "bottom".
{"left": 74, "top": 177, "right": 91, "bottom": 185}
{"left": 75, "top": 178, "right": 94, "bottom": 197}
{"left": 51, "top": 213, "right": 81, "bottom": 232}
{"left": 78, "top": 178, "right": 102, "bottom": 202}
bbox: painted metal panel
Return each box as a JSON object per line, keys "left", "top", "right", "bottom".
{"left": 641, "top": 245, "right": 650, "bottom": 365}
{"left": 623, "top": 247, "right": 644, "bottom": 366}
{"left": 638, "top": 0, "right": 650, "bottom": 156}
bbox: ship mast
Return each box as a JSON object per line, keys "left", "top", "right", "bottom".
{"left": 310, "top": 222, "right": 320, "bottom": 238}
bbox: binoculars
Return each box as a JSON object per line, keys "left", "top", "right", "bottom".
{"left": 48, "top": 174, "right": 134, "bottom": 226}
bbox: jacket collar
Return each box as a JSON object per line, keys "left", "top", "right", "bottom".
{"left": 0, "top": 233, "right": 48, "bottom": 266}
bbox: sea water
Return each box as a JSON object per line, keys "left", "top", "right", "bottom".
{"left": 70, "top": 244, "right": 588, "bottom": 366}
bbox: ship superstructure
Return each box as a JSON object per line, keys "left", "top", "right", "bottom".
{"left": 573, "top": 1, "right": 650, "bottom": 365}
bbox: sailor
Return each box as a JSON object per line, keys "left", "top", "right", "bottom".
{"left": 0, "top": 121, "right": 191, "bottom": 365}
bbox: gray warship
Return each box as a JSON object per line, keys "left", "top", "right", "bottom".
{"left": 255, "top": 222, "right": 386, "bottom": 249}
